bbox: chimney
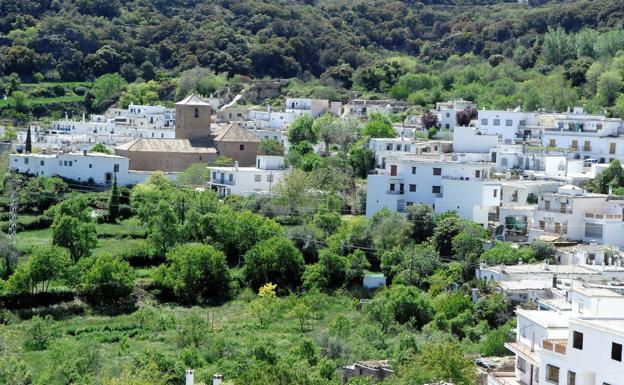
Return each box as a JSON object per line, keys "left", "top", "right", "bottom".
{"left": 186, "top": 370, "right": 194, "bottom": 385}
{"left": 213, "top": 374, "right": 223, "bottom": 385}
{"left": 542, "top": 260, "right": 550, "bottom": 271}
{"left": 552, "top": 274, "right": 557, "bottom": 289}
{"left": 83, "top": 149, "right": 87, "bottom": 156}
{"left": 518, "top": 258, "right": 523, "bottom": 265}
{"left": 234, "top": 160, "right": 239, "bottom": 171}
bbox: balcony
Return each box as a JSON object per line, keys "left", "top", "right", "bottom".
{"left": 541, "top": 207, "right": 573, "bottom": 214}
{"left": 504, "top": 342, "right": 539, "bottom": 365}
{"left": 488, "top": 372, "right": 527, "bottom": 385}
{"left": 542, "top": 338, "right": 567, "bottom": 355}
{"left": 387, "top": 190, "right": 404, "bottom": 195}
{"left": 211, "top": 178, "right": 235, "bottom": 186}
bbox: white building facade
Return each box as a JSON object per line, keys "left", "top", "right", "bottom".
{"left": 208, "top": 156, "right": 288, "bottom": 197}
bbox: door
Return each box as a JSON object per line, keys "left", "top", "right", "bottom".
{"left": 610, "top": 143, "right": 616, "bottom": 154}
{"left": 390, "top": 165, "right": 397, "bottom": 176}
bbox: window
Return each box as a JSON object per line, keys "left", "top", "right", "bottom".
{"left": 40, "top": 160, "right": 44, "bottom": 166}
{"left": 194, "top": 108, "right": 199, "bottom": 118}
{"left": 267, "top": 175, "right": 273, "bottom": 182}
{"left": 610, "top": 143, "right": 616, "bottom": 154}
{"left": 254, "top": 175, "right": 261, "bottom": 182}
{"left": 64, "top": 161, "right": 68, "bottom": 166}
{"left": 89, "top": 164, "right": 92, "bottom": 169}
{"left": 546, "top": 364, "right": 560, "bottom": 384}
{"left": 212, "top": 172, "right": 217, "bottom": 179}
{"left": 501, "top": 158, "right": 508, "bottom": 167}
{"left": 411, "top": 166, "right": 416, "bottom": 175}
{"left": 240, "top": 144, "right": 245, "bottom": 151}
{"left": 432, "top": 186, "right": 441, "bottom": 194}
{"left": 396, "top": 144, "right": 401, "bottom": 151}
{"left": 59, "top": 161, "right": 62, "bottom": 166}
{"left": 585, "top": 223, "right": 604, "bottom": 239}
{"left": 505, "top": 119, "right": 513, "bottom": 126}
{"left": 409, "top": 184, "right": 416, "bottom": 192}
{"left": 386, "top": 144, "right": 392, "bottom": 150}
{"left": 516, "top": 357, "right": 526, "bottom": 373}
{"left": 228, "top": 174, "right": 233, "bottom": 182}
{"left": 493, "top": 189, "right": 497, "bottom": 198}
{"left": 68, "top": 161, "right": 72, "bottom": 167}
{"left": 567, "top": 371, "right": 576, "bottom": 385}
{"left": 24, "top": 158, "right": 29, "bottom": 164}
{"left": 572, "top": 331, "right": 583, "bottom": 350}
{"left": 612, "top": 342, "right": 622, "bottom": 361}
{"left": 539, "top": 220, "right": 545, "bottom": 230}
{"left": 493, "top": 119, "right": 500, "bottom": 126}
{"left": 549, "top": 139, "right": 556, "bottom": 147}
{"left": 432, "top": 167, "right": 442, "bottom": 176}
{"left": 481, "top": 118, "right": 488, "bottom": 125}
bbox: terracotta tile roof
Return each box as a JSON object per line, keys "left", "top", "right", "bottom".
{"left": 115, "top": 138, "right": 216, "bottom": 153}
{"left": 175, "top": 93, "right": 210, "bottom": 106}
{"left": 214, "top": 123, "right": 260, "bottom": 143}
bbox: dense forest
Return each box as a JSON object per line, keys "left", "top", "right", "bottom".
{"left": 1, "top": 0, "right": 624, "bottom": 82}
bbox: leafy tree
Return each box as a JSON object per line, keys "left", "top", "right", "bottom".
{"left": 481, "top": 242, "right": 536, "bottom": 265}
{"left": 148, "top": 202, "right": 180, "bottom": 257}
{"left": 542, "top": 27, "right": 577, "bottom": 66}
{"left": 289, "top": 299, "right": 312, "bottom": 333}
{"left": 451, "top": 222, "right": 489, "bottom": 262}
{"left": 432, "top": 213, "right": 462, "bottom": 256}
{"left": 587, "top": 160, "right": 624, "bottom": 193}
{"left": 432, "top": 291, "right": 475, "bottom": 337}
{"left": 51, "top": 215, "right": 97, "bottom": 262}
{"left": 259, "top": 139, "right": 284, "bottom": 156}
{"left": 108, "top": 175, "right": 120, "bottom": 222}
{"left": 345, "top": 249, "right": 370, "bottom": 288}
{"left": 250, "top": 282, "right": 279, "bottom": 326}
{"left": 273, "top": 168, "right": 312, "bottom": 214}
{"left": 176, "top": 309, "right": 210, "bottom": 348}
{"left": 0, "top": 340, "right": 32, "bottom": 385}
{"left": 13, "top": 246, "right": 70, "bottom": 294}
{"left": 427, "top": 126, "right": 438, "bottom": 139}
{"left": 176, "top": 67, "right": 227, "bottom": 100}
{"left": 362, "top": 114, "right": 396, "bottom": 138}
{"left": 316, "top": 249, "right": 346, "bottom": 289}
{"left": 475, "top": 293, "right": 509, "bottom": 327}
{"left": 481, "top": 322, "right": 514, "bottom": 356}
{"left": 597, "top": 70, "right": 622, "bottom": 105}
{"left": 288, "top": 115, "right": 318, "bottom": 145}
{"left": 155, "top": 243, "right": 231, "bottom": 303}
{"left": 420, "top": 112, "right": 438, "bottom": 129}
{"left": 455, "top": 109, "right": 472, "bottom": 126}
{"left": 368, "top": 285, "right": 433, "bottom": 330}
{"left": 313, "top": 113, "right": 340, "bottom": 150}
{"left": 90, "top": 143, "right": 111, "bottom": 154}
{"left": 405, "top": 204, "right": 436, "bottom": 242}
{"left": 348, "top": 139, "right": 374, "bottom": 178}
{"left": 381, "top": 243, "right": 439, "bottom": 287}
{"left": 90, "top": 73, "right": 127, "bottom": 111}
{"left": 74, "top": 253, "right": 136, "bottom": 306}
{"left": 244, "top": 236, "right": 305, "bottom": 292}
{"left": 140, "top": 61, "right": 156, "bottom": 80}
{"left": 25, "top": 315, "right": 60, "bottom": 351}
{"left": 177, "top": 163, "right": 211, "bottom": 186}
{"left": 42, "top": 339, "right": 101, "bottom": 385}
{"left": 400, "top": 341, "right": 476, "bottom": 385}
{"left": 529, "top": 240, "right": 556, "bottom": 260}
{"left": 118, "top": 81, "right": 160, "bottom": 108}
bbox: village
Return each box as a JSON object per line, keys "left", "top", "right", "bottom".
{"left": 4, "top": 89, "right": 624, "bottom": 385}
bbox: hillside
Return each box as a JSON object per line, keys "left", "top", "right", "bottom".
{"left": 1, "top": 0, "right": 624, "bottom": 83}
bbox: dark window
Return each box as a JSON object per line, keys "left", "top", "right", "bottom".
{"left": 411, "top": 166, "right": 416, "bottom": 174}
{"left": 567, "top": 371, "right": 575, "bottom": 385}
{"left": 546, "top": 364, "right": 559, "bottom": 384}
{"left": 240, "top": 144, "right": 245, "bottom": 151}
{"left": 389, "top": 183, "right": 395, "bottom": 192}
{"left": 40, "top": 160, "right": 44, "bottom": 166}
{"left": 432, "top": 167, "right": 442, "bottom": 175}
{"left": 432, "top": 186, "right": 441, "bottom": 194}
{"left": 572, "top": 331, "right": 583, "bottom": 350}
{"left": 114, "top": 164, "right": 119, "bottom": 173}
{"left": 612, "top": 342, "right": 622, "bottom": 361}
{"left": 89, "top": 164, "right": 92, "bottom": 169}
{"left": 409, "top": 184, "right": 416, "bottom": 192}
{"left": 194, "top": 108, "right": 199, "bottom": 118}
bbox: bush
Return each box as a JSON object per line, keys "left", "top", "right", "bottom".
{"left": 24, "top": 314, "right": 60, "bottom": 350}
{"left": 244, "top": 236, "right": 305, "bottom": 293}
{"left": 74, "top": 253, "right": 135, "bottom": 307}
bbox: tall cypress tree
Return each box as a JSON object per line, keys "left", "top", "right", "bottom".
{"left": 25, "top": 127, "right": 32, "bottom": 153}
{"left": 108, "top": 174, "right": 120, "bottom": 223}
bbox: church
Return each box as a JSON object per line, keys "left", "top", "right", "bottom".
{"left": 115, "top": 94, "right": 260, "bottom": 172}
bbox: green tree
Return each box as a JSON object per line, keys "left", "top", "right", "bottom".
{"left": 480, "top": 323, "right": 514, "bottom": 356}
{"left": 542, "top": 27, "right": 577, "bottom": 66}
{"left": 313, "top": 113, "right": 340, "bottom": 150}
{"left": 405, "top": 204, "right": 436, "bottom": 243}
{"left": 108, "top": 174, "right": 120, "bottom": 222}
{"left": 90, "top": 143, "right": 112, "bottom": 154}
{"left": 348, "top": 139, "right": 373, "bottom": 178}
{"left": 74, "top": 253, "right": 135, "bottom": 306}
{"left": 42, "top": 339, "right": 101, "bottom": 385}
{"left": 25, "top": 315, "right": 60, "bottom": 351}
{"left": 400, "top": 341, "right": 476, "bottom": 385}
{"left": 91, "top": 73, "right": 127, "bottom": 111}
{"left": 368, "top": 285, "right": 433, "bottom": 330}
{"left": 362, "top": 113, "right": 396, "bottom": 138}
{"left": 259, "top": 138, "right": 284, "bottom": 156}
{"left": 0, "top": 341, "right": 31, "bottom": 385}
{"left": 148, "top": 202, "right": 180, "bottom": 257}
{"left": 288, "top": 115, "right": 318, "bottom": 144}
{"left": 24, "top": 127, "right": 31, "bottom": 153}
{"left": 250, "top": 282, "right": 279, "bottom": 326}
{"left": 24, "top": 246, "right": 70, "bottom": 294}
{"left": 244, "top": 236, "right": 305, "bottom": 292}
{"left": 177, "top": 163, "right": 211, "bottom": 186}
{"left": 51, "top": 215, "right": 97, "bottom": 262}
{"left": 381, "top": 243, "right": 439, "bottom": 287}
{"left": 155, "top": 243, "right": 231, "bottom": 303}
{"left": 597, "top": 70, "right": 622, "bottom": 106}
{"left": 481, "top": 242, "right": 535, "bottom": 265}
{"left": 289, "top": 297, "right": 312, "bottom": 332}
{"left": 118, "top": 80, "right": 160, "bottom": 108}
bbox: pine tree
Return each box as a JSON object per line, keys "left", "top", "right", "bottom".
{"left": 108, "top": 175, "right": 120, "bottom": 223}
{"left": 25, "top": 127, "right": 32, "bottom": 153}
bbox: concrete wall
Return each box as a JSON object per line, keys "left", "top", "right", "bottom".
{"left": 215, "top": 141, "right": 259, "bottom": 167}
{"left": 115, "top": 148, "right": 216, "bottom": 172}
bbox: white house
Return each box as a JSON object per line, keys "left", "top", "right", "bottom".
{"left": 477, "top": 110, "right": 540, "bottom": 143}
{"left": 432, "top": 100, "right": 476, "bottom": 130}
{"left": 453, "top": 125, "right": 499, "bottom": 154}
{"left": 488, "top": 286, "right": 624, "bottom": 385}
{"left": 343, "top": 99, "right": 410, "bottom": 119}
{"left": 8, "top": 151, "right": 150, "bottom": 186}
{"left": 284, "top": 98, "right": 340, "bottom": 118}
{"left": 208, "top": 156, "right": 288, "bottom": 197}
{"left": 556, "top": 244, "right": 624, "bottom": 267}
{"left": 366, "top": 154, "right": 499, "bottom": 226}
{"left": 528, "top": 185, "right": 624, "bottom": 248}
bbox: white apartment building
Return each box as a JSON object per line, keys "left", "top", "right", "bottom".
{"left": 366, "top": 155, "right": 499, "bottom": 226}
{"left": 369, "top": 138, "right": 452, "bottom": 169}
{"left": 432, "top": 100, "right": 476, "bottom": 130}
{"left": 8, "top": 151, "right": 151, "bottom": 186}
{"left": 490, "top": 286, "right": 624, "bottom": 385}
{"left": 477, "top": 110, "right": 540, "bottom": 143}
{"left": 453, "top": 125, "right": 499, "bottom": 154}
{"left": 208, "top": 156, "right": 288, "bottom": 197}
{"left": 284, "top": 98, "right": 341, "bottom": 118}
{"left": 528, "top": 185, "right": 624, "bottom": 248}
{"left": 556, "top": 244, "right": 624, "bottom": 267}
{"left": 343, "top": 99, "right": 410, "bottom": 119}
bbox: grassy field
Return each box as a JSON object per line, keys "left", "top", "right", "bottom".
{"left": 0, "top": 95, "right": 84, "bottom": 108}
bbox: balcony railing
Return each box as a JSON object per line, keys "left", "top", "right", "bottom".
{"left": 386, "top": 190, "right": 404, "bottom": 195}
{"left": 489, "top": 372, "right": 527, "bottom": 385}
{"left": 542, "top": 338, "right": 567, "bottom": 355}
{"left": 541, "top": 207, "right": 573, "bottom": 214}
{"left": 212, "top": 178, "right": 235, "bottom": 186}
